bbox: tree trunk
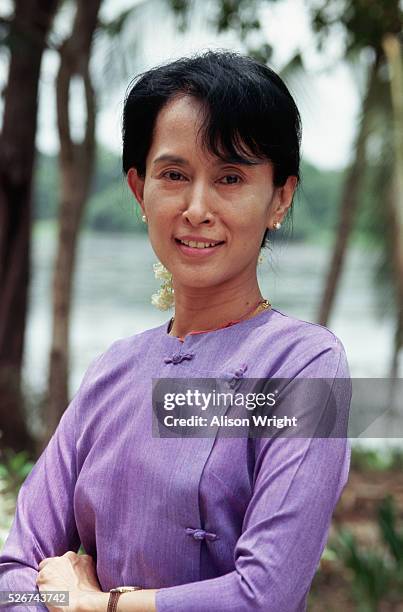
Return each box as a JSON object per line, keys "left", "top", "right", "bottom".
{"left": 0, "top": 0, "right": 59, "bottom": 456}
{"left": 317, "top": 53, "right": 381, "bottom": 326}
{"left": 43, "top": 0, "right": 101, "bottom": 447}
{"left": 383, "top": 34, "right": 403, "bottom": 381}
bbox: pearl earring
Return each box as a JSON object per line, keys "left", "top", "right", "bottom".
{"left": 274, "top": 222, "right": 281, "bottom": 230}
{"left": 142, "top": 214, "right": 147, "bottom": 223}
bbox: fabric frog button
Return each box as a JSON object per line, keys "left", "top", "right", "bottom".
{"left": 164, "top": 351, "right": 195, "bottom": 365}
{"left": 228, "top": 363, "right": 248, "bottom": 388}
{"left": 185, "top": 527, "right": 218, "bottom": 542}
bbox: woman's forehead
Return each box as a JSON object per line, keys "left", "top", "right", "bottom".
{"left": 149, "top": 96, "right": 266, "bottom": 167}
{"left": 152, "top": 95, "right": 205, "bottom": 137}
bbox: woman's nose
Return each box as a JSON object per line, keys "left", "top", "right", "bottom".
{"left": 182, "top": 181, "right": 214, "bottom": 225}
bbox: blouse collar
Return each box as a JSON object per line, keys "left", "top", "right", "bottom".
{"left": 161, "top": 306, "right": 276, "bottom": 345}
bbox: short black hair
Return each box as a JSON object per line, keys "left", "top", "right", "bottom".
{"left": 122, "top": 49, "right": 301, "bottom": 247}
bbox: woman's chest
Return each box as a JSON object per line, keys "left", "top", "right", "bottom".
{"left": 73, "top": 363, "right": 256, "bottom": 588}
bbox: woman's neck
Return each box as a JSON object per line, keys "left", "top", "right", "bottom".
{"left": 168, "top": 280, "right": 265, "bottom": 339}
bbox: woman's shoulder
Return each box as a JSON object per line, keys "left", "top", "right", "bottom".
{"left": 261, "top": 308, "right": 350, "bottom": 378}
{"left": 268, "top": 307, "right": 345, "bottom": 348}
{"left": 102, "top": 322, "right": 167, "bottom": 356}
{"left": 81, "top": 322, "right": 168, "bottom": 380}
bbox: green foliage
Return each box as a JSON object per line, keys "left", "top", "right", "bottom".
{"left": 167, "top": 0, "right": 277, "bottom": 54}
{"left": 332, "top": 530, "right": 391, "bottom": 610}
{"left": 328, "top": 496, "right": 403, "bottom": 610}
{"left": 168, "top": 0, "right": 191, "bottom": 31}
{"left": 309, "top": 0, "right": 402, "bottom": 55}
{"left": 246, "top": 42, "right": 273, "bottom": 65}
{"left": 378, "top": 496, "right": 403, "bottom": 570}
{"left": 0, "top": 450, "right": 35, "bottom": 548}
{"left": 99, "top": 7, "right": 140, "bottom": 37}
{"left": 34, "top": 145, "right": 125, "bottom": 223}
{"left": 83, "top": 182, "right": 146, "bottom": 233}
{"left": 297, "top": 161, "right": 343, "bottom": 233}
{"left": 0, "top": 449, "right": 35, "bottom": 497}
{"left": 351, "top": 446, "right": 403, "bottom": 472}
{"left": 214, "top": 0, "right": 262, "bottom": 37}
{"left": 92, "top": 147, "right": 124, "bottom": 194}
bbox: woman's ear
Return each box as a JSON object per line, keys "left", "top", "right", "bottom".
{"left": 267, "top": 175, "right": 298, "bottom": 227}
{"left": 127, "top": 167, "right": 146, "bottom": 211}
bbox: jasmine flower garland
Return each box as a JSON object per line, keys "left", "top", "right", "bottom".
{"left": 151, "top": 254, "right": 265, "bottom": 311}
{"left": 152, "top": 262, "right": 175, "bottom": 310}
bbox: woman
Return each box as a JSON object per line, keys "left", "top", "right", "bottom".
{"left": 0, "top": 50, "right": 352, "bottom": 612}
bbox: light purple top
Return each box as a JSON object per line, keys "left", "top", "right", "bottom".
{"left": 0, "top": 307, "right": 352, "bottom": 611}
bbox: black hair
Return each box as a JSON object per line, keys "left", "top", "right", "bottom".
{"left": 122, "top": 49, "right": 301, "bottom": 248}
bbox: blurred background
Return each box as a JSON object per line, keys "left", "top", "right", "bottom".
{"left": 0, "top": 0, "right": 402, "bottom": 608}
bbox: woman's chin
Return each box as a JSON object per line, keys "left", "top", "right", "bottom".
{"left": 172, "top": 271, "right": 227, "bottom": 290}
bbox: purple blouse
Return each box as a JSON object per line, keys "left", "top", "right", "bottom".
{"left": 0, "top": 307, "right": 352, "bottom": 611}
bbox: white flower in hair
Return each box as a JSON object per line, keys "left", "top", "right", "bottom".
{"left": 151, "top": 262, "right": 175, "bottom": 310}
{"left": 153, "top": 262, "right": 172, "bottom": 281}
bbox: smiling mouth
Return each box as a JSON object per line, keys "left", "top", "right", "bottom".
{"left": 174, "top": 238, "right": 225, "bottom": 249}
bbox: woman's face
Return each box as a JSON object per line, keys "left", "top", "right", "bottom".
{"left": 127, "top": 95, "right": 296, "bottom": 290}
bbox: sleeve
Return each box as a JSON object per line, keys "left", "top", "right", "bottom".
{"left": 0, "top": 353, "right": 104, "bottom": 610}
{"left": 155, "top": 338, "right": 352, "bottom": 612}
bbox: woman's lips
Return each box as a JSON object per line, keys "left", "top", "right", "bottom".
{"left": 174, "top": 238, "right": 225, "bottom": 258}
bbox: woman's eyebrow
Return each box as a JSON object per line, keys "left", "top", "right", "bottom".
{"left": 153, "top": 154, "right": 261, "bottom": 167}
{"left": 153, "top": 154, "right": 188, "bottom": 166}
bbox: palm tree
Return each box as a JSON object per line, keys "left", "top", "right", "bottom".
{"left": 310, "top": 0, "right": 402, "bottom": 380}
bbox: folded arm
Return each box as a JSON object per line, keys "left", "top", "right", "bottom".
{"left": 0, "top": 356, "right": 103, "bottom": 610}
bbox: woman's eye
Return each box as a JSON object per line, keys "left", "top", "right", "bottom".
{"left": 163, "top": 171, "right": 185, "bottom": 181}
{"left": 161, "top": 171, "right": 241, "bottom": 184}
{"left": 221, "top": 175, "right": 242, "bottom": 185}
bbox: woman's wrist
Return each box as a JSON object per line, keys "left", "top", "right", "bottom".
{"left": 77, "top": 589, "right": 157, "bottom": 612}
{"left": 78, "top": 591, "right": 109, "bottom": 612}
{"left": 117, "top": 589, "right": 157, "bottom": 611}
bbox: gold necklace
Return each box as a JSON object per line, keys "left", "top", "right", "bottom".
{"left": 168, "top": 298, "right": 271, "bottom": 337}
